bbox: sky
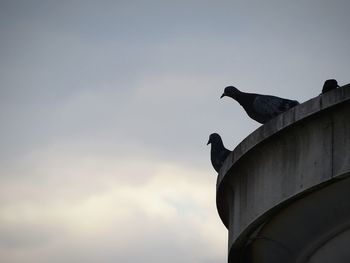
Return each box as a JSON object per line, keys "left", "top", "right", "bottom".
{"left": 0, "top": 1, "right": 349, "bottom": 262}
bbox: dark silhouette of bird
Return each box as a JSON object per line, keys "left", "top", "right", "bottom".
{"left": 322, "top": 79, "right": 339, "bottom": 94}
{"left": 207, "top": 133, "right": 231, "bottom": 173}
{"left": 220, "top": 86, "right": 300, "bottom": 124}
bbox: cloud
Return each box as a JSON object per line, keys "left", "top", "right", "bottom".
{"left": 1, "top": 1, "right": 350, "bottom": 262}
{"left": 0, "top": 144, "right": 226, "bottom": 263}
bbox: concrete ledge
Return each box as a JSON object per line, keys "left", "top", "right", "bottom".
{"left": 216, "top": 84, "right": 350, "bottom": 262}
{"left": 242, "top": 175, "right": 350, "bottom": 263}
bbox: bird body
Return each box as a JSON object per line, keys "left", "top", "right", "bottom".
{"left": 221, "top": 86, "right": 299, "bottom": 124}
{"left": 207, "top": 133, "right": 231, "bottom": 173}
{"left": 322, "top": 79, "right": 339, "bottom": 94}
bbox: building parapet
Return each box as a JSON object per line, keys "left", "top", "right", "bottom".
{"left": 216, "top": 84, "right": 350, "bottom": 262}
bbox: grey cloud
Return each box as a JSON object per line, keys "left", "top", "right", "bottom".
{"left": 0, "top": 223, "right": 63, "bottom": 249}
{"left": 1, "top": 1, "right": 350, "bottom": 262}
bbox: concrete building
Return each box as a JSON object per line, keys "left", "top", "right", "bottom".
{"left": 216, "top": 85, "right": 350, "bottom": 263}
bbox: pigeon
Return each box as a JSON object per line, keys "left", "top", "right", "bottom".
{"left": 322, "top": 79, "right": 339, "bottom": 94}
{"left": 207, "top": 133, "right": 231, "bottom": 173}
{"left": 220, "top": 86, "right": 300, "bottom": 124}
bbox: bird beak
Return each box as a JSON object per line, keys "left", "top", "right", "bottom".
{"left": 220, "top": 93, "right": 225, "bottom": 99}
{"left": 337, "top": 85, "right": 340, "bottom": 88}
{"left": 207, "top": 139, "right": 211, "bottom": 145}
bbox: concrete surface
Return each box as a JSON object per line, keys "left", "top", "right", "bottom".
{"left": 216, "top": 84, "right": 350, "bottom": 262}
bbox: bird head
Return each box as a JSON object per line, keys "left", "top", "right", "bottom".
{"left": 220, "top": 86, "right": 240, "bottom": 99}
{"left": 207, "top": 133, "right": 221, "bottom": 145}
{"left": 325, "top": 79, "right": 340, "bottom": 88}
{"left": 322, "top": 79, "right": 340, "bottom": 94}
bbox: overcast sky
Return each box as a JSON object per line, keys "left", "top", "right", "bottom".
{"left": 0, "top": 1, "right": 349, "bottom": 263}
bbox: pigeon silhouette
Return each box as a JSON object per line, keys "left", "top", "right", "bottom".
{"left": 207, "top": 133, "right": 231, "bottom": 173}
{"left": 221, "top": 86, "right": 300, "bottom": 124}
{"left": 322, "top": 79, "right": 339, "bottom": 94}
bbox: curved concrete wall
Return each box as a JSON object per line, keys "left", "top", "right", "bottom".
{"left": 216, "top": 85, "right": 350, "bottom": 262}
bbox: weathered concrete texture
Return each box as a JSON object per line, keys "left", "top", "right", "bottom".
{"left": 308, "top": 226, "right": 350, "bottom": 263}
{"left": 246, "top": 175, "right": 350, "bottom": 263}
{"left": 216, "top": 85, "right": 350, "bottom": 262}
